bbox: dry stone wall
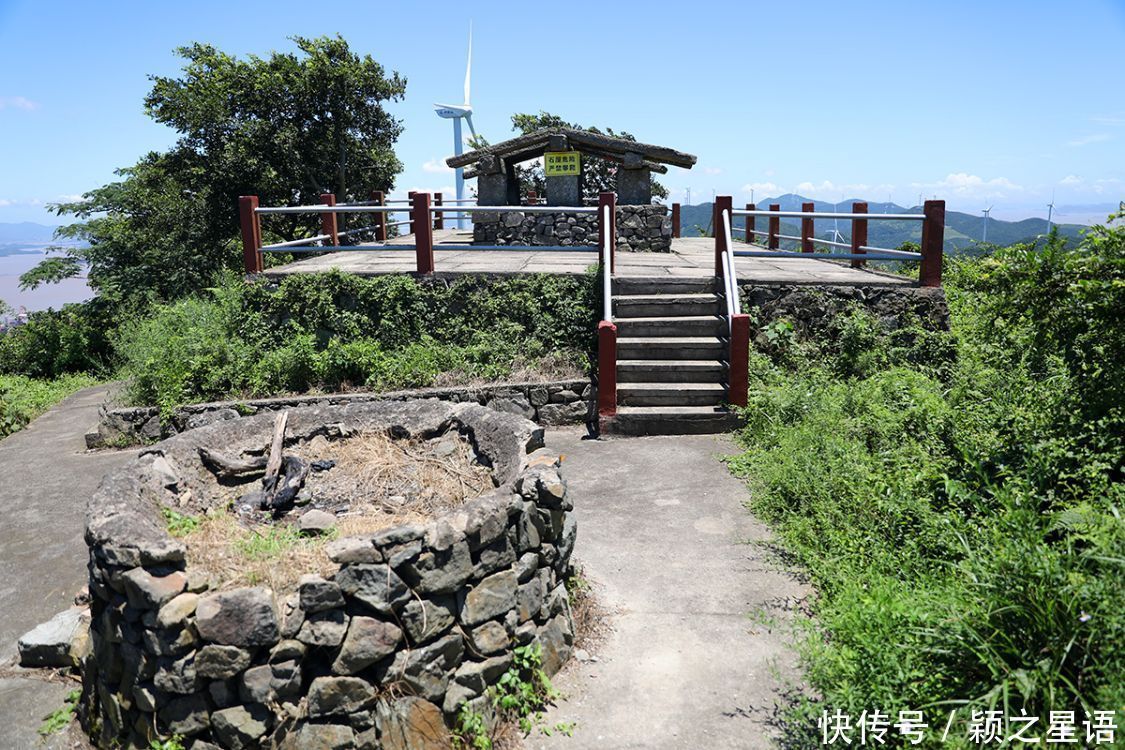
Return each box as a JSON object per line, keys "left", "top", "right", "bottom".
{"left": 82, "top": 400, "right": 577, "bottom": 749}
{"left": 91, "top": 379, "right": 593, "bottom": 448}
{"left": 472, "top": 205, "right": 672, "bottom": 252}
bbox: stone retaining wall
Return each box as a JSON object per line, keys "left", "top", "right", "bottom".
{"left": 91, "top": 379, "right": 594, "bottom": 448}
{"left": 472, "top": 205, "right": 672, "bottom": 253}
{"left": 738, "top": 283, "right": 950, "bottom": 331}
{"left": 83, "top": 400, "right": 576, "bottom": 749}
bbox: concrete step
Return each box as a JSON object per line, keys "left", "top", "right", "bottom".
{"left": 618, "top": 382, "right": 727, "bottom": 407}
{"left": 617, "top": 337, "right": 726, "bottom": 360}
{"left": 612, "top": 277, "right": 718, "bottom": 296}
{"left": 614, "top": 316, "right": 725, "bottom": 337}
{"left": 613, "top": 294, "right": 722, "bottom": 318}
{"left": 617, "top": 359, "right": 727, "bottom": 383}
{"left": 603, "top": 406, "right": 743, "bottom": 436}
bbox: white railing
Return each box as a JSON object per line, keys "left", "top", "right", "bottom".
{"left": 719, "top": 208, "right": 741, "bottom": 335}
{"left": 602, "top": 204, "right": 613, "bottom": 322}
{"left": 730, "top": 207, "right": 924, "bottom": 260}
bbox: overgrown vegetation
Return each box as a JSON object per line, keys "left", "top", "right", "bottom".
{"left": 114, "top": 270, "right": 597, "bottom": 417}
{"left": 39, "top": 689, "right": 81, "bottom": 736}
{"left": 453, "top": 644, "right": 573, "bottom": 749}
{"left": 0, "top": 373, "right": 99, "bottom": 438}
{"left": 727, "top": 222, "right": 1125, "bottom": 746}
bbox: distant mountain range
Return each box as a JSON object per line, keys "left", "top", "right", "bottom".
{"left": 0, "top": 222, "right": 61, "bottom": 244}
{"left": 674, "top": 195, "right": 1090, "bottom": 251}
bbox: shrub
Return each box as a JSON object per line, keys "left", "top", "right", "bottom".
{"left": 729, "top": 223, "right": 1125, "bottom": 738}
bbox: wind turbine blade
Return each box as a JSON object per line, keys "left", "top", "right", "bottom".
{"left": 465, "top": 112, "right": 478, "bottom": 141}
{"left": 463, "top": 22, "right": 473, "bottom": 106}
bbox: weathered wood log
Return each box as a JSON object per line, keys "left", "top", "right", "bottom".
{"left": 198, "top": 447, "right": 268, "bottom": 480}
{"left": 262, "top": 411, "right": 289, "bottom": 494}
{"left": 262, "top": 455, "right": 310, "bottom": 515}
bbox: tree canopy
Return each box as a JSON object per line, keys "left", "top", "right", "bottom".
{"left": 27, "top": 36, "right": 407, "bottom": 307}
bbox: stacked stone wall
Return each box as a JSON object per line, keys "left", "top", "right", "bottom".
{"left": 83, "top": 400, "right": 576, "bottom": 749}
{"left": 472, "top": 205, "right": 672, "bottom": 253}
{"left": 92, "top": 380, "right": 593, "bottom": 448}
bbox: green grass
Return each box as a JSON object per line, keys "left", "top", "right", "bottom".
{"left": 0, "top": 373, "right": 100, "bottom": 439}
{"left": 727, "top": 223, "right": 1125, "bottom": 748}
{"left": 38, "top": 689, "right": 81, "bottom": 736}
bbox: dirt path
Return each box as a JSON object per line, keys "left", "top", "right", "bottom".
{"left": 532, "top": 428, "right": 809, "bottom": 750}
{"left": 0, "top": 384, "right": 137, "bottom": 748}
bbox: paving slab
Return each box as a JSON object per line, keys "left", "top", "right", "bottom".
{"left": 532, "top": 428, "right": 809, "bottom": 750}
{"left": 265, "top": 230, "right": 913, "bottom": 286}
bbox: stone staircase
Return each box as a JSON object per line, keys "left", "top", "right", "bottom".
{"left": 605, "top": 277, "right": 742, "bottom": 435}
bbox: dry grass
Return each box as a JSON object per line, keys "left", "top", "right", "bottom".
{"left": 566, "top": 563, "right": 614, "bottom": 652}
{"left": 178, "top": 431, "right": 494, "bottom": 593}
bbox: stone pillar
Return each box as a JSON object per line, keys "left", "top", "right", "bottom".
{"left": 476, "top": 154, "right": 516, "bottom": 206}
{"left": 617, "top": 151, "right": 651, "bottom": 205}
{"left": 545, "top": 134, "right": 581, "bottom": 207}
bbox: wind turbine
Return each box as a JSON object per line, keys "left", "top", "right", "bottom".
{"left": 981, "top": 206, "right": 993, "bottom": 243}
{"left": 1046, "top": 191, "right": 1055, "bottom": 234}
{"left": 434, "top": 23, "right": 477, "bottom": 230}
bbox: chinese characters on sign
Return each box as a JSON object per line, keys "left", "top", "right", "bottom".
{"left": 544, "top": 151, "right": 581, "bottom": 177}
{"left": 818, "top": 708, "right": 1118, "bottom": 745}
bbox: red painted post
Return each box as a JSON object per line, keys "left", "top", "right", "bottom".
{"left": 850, "top": 202, "right": 868, "bottom": 268}
{"left": 433, "top": 192, "right": 444, "bottom": 230}
{"left": 728, "top": 313, "right": 750, "bottom": 407}
{"left": 598, "top": 192, "right": 617, "bottom": 274}
{"left": 412, "top": 192, "right": 434, "bottom": 274}
{"left": 801, "top": 202, "right": 814, "bottom": 253}
{"left": 671, "top": 203, "right": 681, "bottom": 238}
{"left": 920, "top": 200, "right": 945, "bottom": 287}
{"left": 407, "top": 191, "right": 417, "bottom": 235}
{"left": 239, "top": 195, "right": 263, "bottom": 273}
{"left": 370, "top": 191, "right": 386, "bottom": 242}
{"left": 768, "top": 203, "right": 780, "bottom": 250}
{"left": 713, "top": 195, "right": 732, "bottom": 276}
{"left": 597, "top": 320, "right": 618, "bottom": 419}
{"left": 745, "top": 203, "right": 756, "bottom": 244}
{"left": 319, "top": 193, "right": 339, "bottom": 246}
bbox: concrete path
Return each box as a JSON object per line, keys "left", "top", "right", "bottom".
{"left": 0, "top": 384, "right": 136, "bottom": 749}
{"left": 532, "top": 428, "right": 809, "bottom": 750}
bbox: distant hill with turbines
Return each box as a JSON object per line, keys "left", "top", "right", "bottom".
{"left": 675, "top": 195, "right": 1088, "bottom": 251}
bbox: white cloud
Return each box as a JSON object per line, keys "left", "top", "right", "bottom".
{"left": 422, "top": 158, "right": 453, "bottom": 174}
{"left": 0, "top": 96, "right": 39, "bottom": 111}
{"left": 741, "top": 182, "right": 784, "bottom": 196}
{"left": 0, "top": 199, "right": 11, "bottom": 206}
{"left": 1059, "top": 175, "right": 1083, "bottom": 186}
{"left": 1067, "top": 133, "right": 1111, "bottom": 147}
{"left": 56, "top": 193, "right": 86, "bottom": 202}
{"left": 912, "top": 173, "right": 1023, "bottom": 200}
{"left": 702, "top": 166, "right": 723, "bottom": 176}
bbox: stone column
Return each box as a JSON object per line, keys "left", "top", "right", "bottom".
{"left": 617, "top": 151, "right": 651, "bottom": 205}
{"left": 476, "top": 154, "right": 515, "bottom": 206}
{"left": 544, "top": 134, "right": 581, "bottom": 207}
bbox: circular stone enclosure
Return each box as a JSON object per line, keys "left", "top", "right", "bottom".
{"left": 83, "top": 399, "right": 577, "bottom": 749}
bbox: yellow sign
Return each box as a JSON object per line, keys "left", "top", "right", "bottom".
{"left": 544, "top": 151, "right": 581, "bottom": 177}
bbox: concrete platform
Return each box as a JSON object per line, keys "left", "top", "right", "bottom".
{"left": 263, "top": 231, "right": 914, "bottom": 286}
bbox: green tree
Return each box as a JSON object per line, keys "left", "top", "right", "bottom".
{"left": 25, "top": 35, "right": 407, "bottom": 307}
{"left": 498, "top": 112, "right": 669, "bottom": 203}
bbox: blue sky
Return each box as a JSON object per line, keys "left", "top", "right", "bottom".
{"left": 1, "top": 0, "right": 1123, "bottom": 226}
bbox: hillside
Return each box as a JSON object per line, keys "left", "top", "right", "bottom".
{"left": 0, "top": 222, "right": 60, "bottom": 244}
{"left": 674, "top": 195, "right": 1087, "bottom": 251}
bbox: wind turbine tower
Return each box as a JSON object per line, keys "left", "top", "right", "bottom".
{"left": 434, "top": 24, "right": 477, "bottom": 230}
{"left": 1046, "top": 192, "right": 1055, "bottom": 234}
{"left": 981, "top": 206, "right": 993, "bottom": 243}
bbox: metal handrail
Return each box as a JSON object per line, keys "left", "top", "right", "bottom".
{"left": 261, "top": 244, "right": 416, "bottom": 253}
{"left": 733, "top": 250, "right": 921, "bottom": 261}
{"left": 602, "top": 204, "right": 613, "bottom": 322}
{"left": 732, "top": 209, "right": 924, "bottom": 221}
{"left": 260, "top": 234, "right": 332, "bottom": 250}
{"left": 720, "top": 209, "right": 740, "bottom": 335}
{"left": 256, "top": 205, "right": 408, "bottom": 215}
{"left": 437, "top": 205, "right": 597, "bottom": 214}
